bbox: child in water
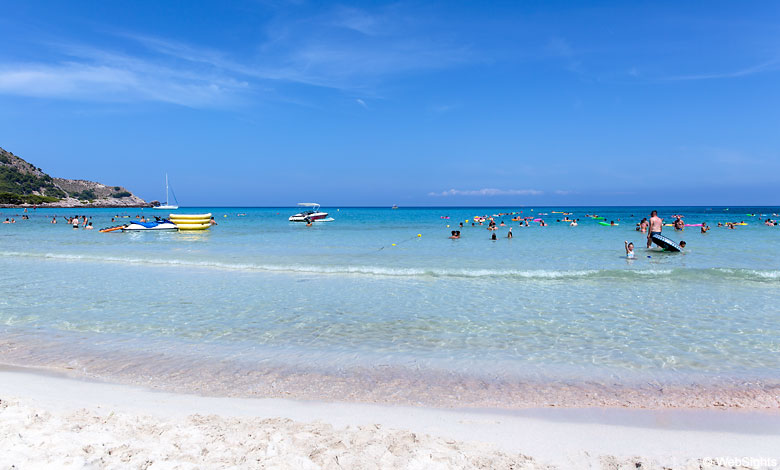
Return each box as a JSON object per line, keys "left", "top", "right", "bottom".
{"left": 624, "top": 241, "right": 635, "bottom": 259}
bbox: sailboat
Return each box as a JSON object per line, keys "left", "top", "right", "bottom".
{"left": 153, "top": 173, "right": 179, "bottom": 210}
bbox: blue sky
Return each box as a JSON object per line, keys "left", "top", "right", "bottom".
{"left": 0, "top": 1, "right": 778, "bottom": 206}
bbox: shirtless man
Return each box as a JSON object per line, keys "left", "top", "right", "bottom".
{"left": 647, "top": 210, "right": 663, "bottom": 248}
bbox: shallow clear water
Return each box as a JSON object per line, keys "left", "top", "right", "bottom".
{"left": 1, "top": 206, "right": 779, "bottom": 404}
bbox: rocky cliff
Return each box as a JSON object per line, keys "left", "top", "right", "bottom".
{"left": 0, "top": 146, "right": 148, "bottom": 207}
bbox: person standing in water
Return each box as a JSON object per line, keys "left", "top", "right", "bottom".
{"left": 625, "top": 241, "right": 635, "bottom": 259}
{"left": 647, "top": 210, "right": 663, "bottom": 248}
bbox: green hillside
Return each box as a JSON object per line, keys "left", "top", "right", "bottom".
{"left": 0, "top": 146, "right": 144, "bottom": 206}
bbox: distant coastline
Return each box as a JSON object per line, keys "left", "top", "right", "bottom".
{"left": 0, "top": 202, "right": 153, "bottom": 209}
{"left": 1, "top": 146, "right": 149, "bottom": 208}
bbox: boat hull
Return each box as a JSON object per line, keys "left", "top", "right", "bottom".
{"left": 289, "top": 212, "right": 328, "bottom": 222}
{"left": 122, "top": 222, "right": 178, "bottom": 231}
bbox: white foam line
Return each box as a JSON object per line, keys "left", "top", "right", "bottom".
{"left": 2, "top": 251, "right": 778, "bottom": 281}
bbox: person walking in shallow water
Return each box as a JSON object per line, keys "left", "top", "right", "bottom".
{"left": 647, "top": 210, "right": 663, "bottom": 248}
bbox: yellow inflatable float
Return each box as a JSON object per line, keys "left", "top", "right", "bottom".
{"left": 175, "top": 222, "right": 211, "bottom": 230}
{"left": 168, "top": 213, "right": 213, "bottom": 230}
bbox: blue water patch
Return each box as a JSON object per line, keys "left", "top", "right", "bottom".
{"left": 0, "top": 206, "right": 779, "bottom": 386}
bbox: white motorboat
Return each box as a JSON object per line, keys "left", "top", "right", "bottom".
{"left": 153, "top": 173, "right": 179, "bottom": 210}
{"left": 289, "top": 203, "right": 329, "bottom": 222}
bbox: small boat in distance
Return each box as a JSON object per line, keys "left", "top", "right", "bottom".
{"left": 153, "top": 173, "right": 179, "bottom": 210}
{"left": 289, "top": 203, "right": 329, "bottom": 222}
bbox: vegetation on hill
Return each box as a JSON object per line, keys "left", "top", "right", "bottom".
{"left": 0, "top": 192, "right": 60, "bottom": 204}
{"left": 0, "top": 165, "right": 67, "bottom": 199}
{"left": 0, "top": 146, "right": 145, "bottom": 206}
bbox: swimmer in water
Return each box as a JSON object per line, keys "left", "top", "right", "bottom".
{"left": 625, "top": 241, "right": 635, "bottom": 259}
{"left": 491, "top": 232, "right": 497, "bottom": 240}
{"left": 679, "top": 241, "right": 686, "bottom": 249}
{"left": 507, "top": 227, "right": 513, "bottom": 238}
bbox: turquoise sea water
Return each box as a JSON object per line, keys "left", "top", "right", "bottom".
{"left": 1, "top": 206, "right": 779, "bottom": 404}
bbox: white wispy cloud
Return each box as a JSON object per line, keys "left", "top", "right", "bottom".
{"left": 0, "top": 60, "right": 247, "bottom": 107}
{"left": 0, "top": 5, "right": 475, "bottom": 106}
{"left": 355, "top": 98, "right": 367, "bottom": 108}
{"left": 658, "top": 59, "right": 779, "bottom": 81}
{"left": 429, "top": 188, "right": 544, "bottom": 197}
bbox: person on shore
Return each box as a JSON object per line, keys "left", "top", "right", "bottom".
{"left": 507, "top": 227, "right": 513, "bottom": 238}
{"left": 625, "top": 241, "right": 635, "bottom": 259}
{"left": 647, "top": 210, "right": 663, "bottom": 248}
{"left": 701, "top": 223, "right": 709, "bottom": 233}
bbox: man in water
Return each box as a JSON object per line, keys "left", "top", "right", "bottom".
{"left": 647, "top": 210, "right": 663, "bottom": 248}
{"left": 673, "top": 217, "right": 684, "bottom": 230}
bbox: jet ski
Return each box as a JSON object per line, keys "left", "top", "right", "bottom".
{"left": 121, "top": 218, "right": 178, "bottom": 231}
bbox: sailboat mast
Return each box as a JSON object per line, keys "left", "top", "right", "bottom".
{"left": 165, "top": 173, "right": 169, "bottom": 206}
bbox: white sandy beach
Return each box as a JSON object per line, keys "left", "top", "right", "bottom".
{"left": 1, "top": 366, "right": 779, "bottom": 469}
